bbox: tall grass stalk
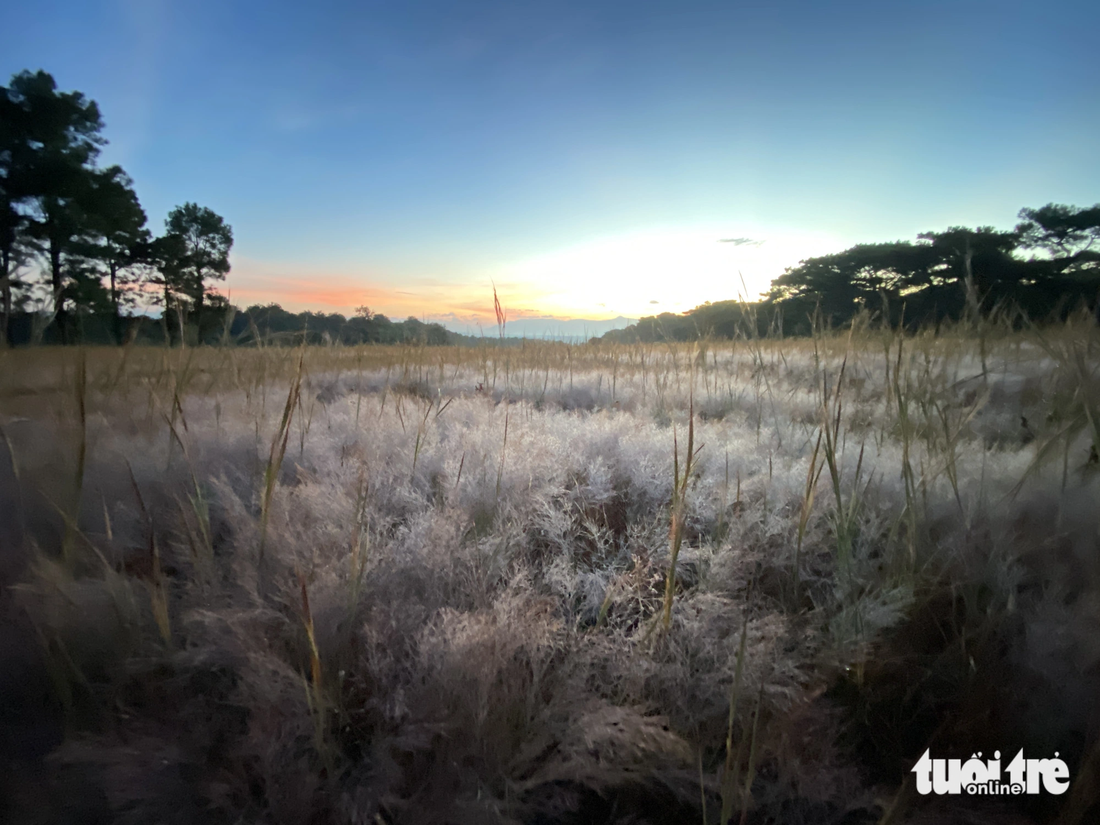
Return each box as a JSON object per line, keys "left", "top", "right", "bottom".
{"left": 720, "top": 609, "right": 750, "bottom": 824}
{"left": 817, "top": 332, "right": 858, "bottom": 572}
{"left": 889, "top": 334, "right": 919, "bottom": 567}
{"left": 1, "top": 423, "right": 26, "bottom": 551}
{"left": 411, "top": 398, "right": 433, "bottom": 479}
{"left": 297, "top": 568, "right": 332, "bottom": 772}
{"left": 661, "top": 389, "right": 700, "bottom": 630}
{"left": 161, "top": 407, "right": 214, "bottom": 569}
{"left": 348, "top": 471, "right": 370, "bottom": 611}
{"left": 739, "top": 682, "right": 765, "bottom": 825}
{"left": 259, "top": 350, "right": 304, "bottom": 563}
{"left": 495, "top": 408, "right": 509, "bottom": 503}
{"left": 793, "top": 430, "right": 824, "bottom": 604}
{"left": 1012, "top": 321, "right": 1100, "bottom": 497}
{"left": 147, "top": 536, "right": 171, "bottom": 644}
{"left": 61, "top": 348, "right": 88, "bottom": 566}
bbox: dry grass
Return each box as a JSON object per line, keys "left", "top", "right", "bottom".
{"left": 1, "top": 320, "right": 1099, "bottom": 824}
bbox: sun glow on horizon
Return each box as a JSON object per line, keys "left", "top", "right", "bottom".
{"left": 222, "top": 225, "right": 846, "bottom": 327}
{"left": 495, "top": 225, "right": 845, "bottom": 318}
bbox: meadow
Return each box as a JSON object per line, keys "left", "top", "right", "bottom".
{"left": 1, "top": 320, "right": 1098, "bottom": 824}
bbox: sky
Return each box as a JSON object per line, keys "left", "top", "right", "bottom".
{"left": 4, "top": 0, "right": 1098, "bottom": 332}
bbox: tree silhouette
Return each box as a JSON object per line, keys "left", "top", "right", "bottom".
{"left": 768, "top": 241, "right": 938, "bottom": 328}
{"left": 766, "top": 225, "right": 1045, "bottom": 332}
{"left": 79, "top": 166, "right": 149, "bottom": 342}
{"left": 164, "top": 202, "right": 233, "bottom": 323}
{"left": 1016, "top": 203, "right": 1100, "bottom": 274}
{"left": 0, "top": 108, "right": 29, "bottom": 345}
{"left": 914, "top": 226, "right": 1022, "bottom": 318}
{"left": 3, "top": 70, "right": 106, "bottom": 342}
{"left": 147, "top": 231, "right": 189, "bottom": 342}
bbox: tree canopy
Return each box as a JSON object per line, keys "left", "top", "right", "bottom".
{"left": 763, "top": 210, "right": 1100, "bottom": 335}
{"left": 164, "top": 202, "right": 233, "bottom": 312}
{"left": 0, "top": 69, "right": 233, "bottom": 345}
{"left": 603, "top": 204, "right": 1100, "bottom": 343}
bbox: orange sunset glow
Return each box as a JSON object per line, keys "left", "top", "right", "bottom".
{"left": 226, "top": 257, "right": 563, "bottom": 327}
{"left": 225, "top": 225, "right": 845, "bottom": 330}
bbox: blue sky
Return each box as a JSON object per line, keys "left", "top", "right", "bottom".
{"left": 4, "top": 0, "right": 1098, "bottom": 327}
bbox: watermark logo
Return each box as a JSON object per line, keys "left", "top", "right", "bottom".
{"left": 912, "top": 749, "right": 1070, "bottom": 796}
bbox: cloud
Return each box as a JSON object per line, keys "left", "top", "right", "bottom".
{"left": 719, "top": 237, "right": 765, "bottom": 247}
{"left": 649, "top": 300, "right": 659, "bottom": 304}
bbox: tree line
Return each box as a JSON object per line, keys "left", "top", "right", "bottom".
{"left": 601, "top": 203, "right": 1100, "bottom": 342}
{"left": 228, "top": 304, "right": 461, "bottom": 347}
{"left": 0, "top": 69, "right": 471, "bottom": 349}
{"left": 1, "top": 69, "right": 238, "bottom": 346}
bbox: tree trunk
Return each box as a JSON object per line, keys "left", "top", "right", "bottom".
{"left": 163, "top": 279, "right": 171, "bottom": 346}
{"left": 194, "top": 271, "right": 205, "bottom": 343}
{"left": 1, "top": 278, "right": 10, "bottom": 349}
{"left": 1, "top": 245, "right": 10, "bottom": 348}
{"left": 110, "top": 260, "right": 120, "bottom": 344}
{"left": 50, "top": 237, "right": 67, "bottom": 344}
{"left": 962, "top": 237, "right": 978, "bottom": 321}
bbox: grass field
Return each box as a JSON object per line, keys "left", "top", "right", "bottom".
{"left": 2, "top": 322, "right": 1099, "bottom": 824}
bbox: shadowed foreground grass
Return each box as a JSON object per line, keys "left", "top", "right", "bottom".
{"left": 1, "top": 323, "right": 1099, "bottom": 824}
